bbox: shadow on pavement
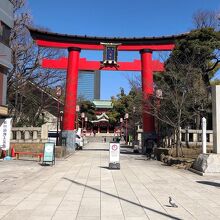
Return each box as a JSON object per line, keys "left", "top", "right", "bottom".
{"left": 135, "top": 158, "right": 149, "bottom": 161}
{"left": 164, "top": 205, "right": 176, "bottom": 208}
{"left": 120, "top": 145, "right": 134, "bottom": 149}
{"left": 82, "top": 148, "right": 108, "bottom": 151}
{"left": 196, "top": 181, "right": 220, "bottom": 187}
{"left": 63, "top": 177, "right": 182, "bottom": 220}
{"left": 83, "top": 148, "right": 139, "bottom": 155}
{"left": 12, "top": 158, "right": 40, "bottom": 162}
{"left": 120, "top": 150, "right": 139, "bottom": 155}
{"left": 40, "top": 163, "right": 51, "bottom": 167}
{"left": 99, "top": 166, "right": 110, "bottom": 170}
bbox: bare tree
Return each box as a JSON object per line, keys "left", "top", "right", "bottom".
{"left": 193, "top": 9, "right": 220, "bottom": 30}
{"left": 8, "top": 0, "right": 66, "bottom": 126}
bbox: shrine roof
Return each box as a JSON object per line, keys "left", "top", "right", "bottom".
{"left": 91, "top": 112, "right": 110, "bottom": 123}
{"left": 91, "top": 118, "right": 109, "bottom": 124}
{"left": 28, "top": 27, "right": 188, "bottom": 46}
{"left": 93, "top": 100, "right": 113, "bottom": 109}
{"left": 97, "top": 112, "right": 109, "bottom": 120}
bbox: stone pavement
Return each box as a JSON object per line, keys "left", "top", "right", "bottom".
{"left": 0, "top": 142, "right": 220, "bottom": 220}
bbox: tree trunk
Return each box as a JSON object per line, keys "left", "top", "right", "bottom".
{"left": 196, "top": 114, "right": 201, "bottom": 129}
{"left": 176, "top": 127, "right": 181, "bottom": 157}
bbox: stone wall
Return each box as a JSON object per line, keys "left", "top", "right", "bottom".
{"left": 11, "top": 124, "right": 48, "bottom": 143}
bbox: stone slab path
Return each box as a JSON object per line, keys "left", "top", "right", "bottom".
{"left": 0, "top": 142, "right": 220, "bottom": 220}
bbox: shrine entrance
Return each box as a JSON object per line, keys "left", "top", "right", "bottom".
{"left": 29, "top": 27, "right": 185, "bottom": 148}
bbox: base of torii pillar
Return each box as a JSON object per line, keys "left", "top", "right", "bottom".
{"left": 141, "top": 132, "right": 157, "bottom": 154}
{"left": 62, "top": 130, "right": 76, "bottom": 151}
{"left": 190, "top": 85, "right": 220, "bottom": 175}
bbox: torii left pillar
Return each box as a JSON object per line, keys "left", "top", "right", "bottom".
{"left": 140, "top": 49, "right": 155, "bottom": 148}
{"left": 62, "top": 47, "right": 81, "bottom": 150}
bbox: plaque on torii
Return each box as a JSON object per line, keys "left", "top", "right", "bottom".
{"left": 100, "top": 42, "right": 121, "bottom": 67}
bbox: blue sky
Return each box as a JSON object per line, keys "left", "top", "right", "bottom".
{"left": 28, "top": 0, "right": 220, "bottom": 99}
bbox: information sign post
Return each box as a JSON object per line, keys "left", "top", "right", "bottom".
{"left": 109, "top": 142, "right": 120, "bottom": 169}
{"left": 43, "top": 142, "right": 55, "bottom": 165}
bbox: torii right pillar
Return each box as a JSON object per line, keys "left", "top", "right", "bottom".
{"left": 140, "top": 49, "right": 155, "bottom": 147}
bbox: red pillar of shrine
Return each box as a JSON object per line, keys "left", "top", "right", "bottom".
{"left": 63, "top": 47, "right": 81, "bottom": 131}
{"left": 140, "top": 49, "right": 155, "bottom": 134}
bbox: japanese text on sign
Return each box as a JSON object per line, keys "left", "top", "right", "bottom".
{"left": 0, "top": 118, "right": 12, "bottom": 150}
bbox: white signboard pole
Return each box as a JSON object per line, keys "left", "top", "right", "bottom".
{"left": 0, "top": 118, "right": 12, "bottom": 151}
{"left": 202, "top": 117, "right": 206, "bottom": 154}
{"left": 109, "top": 142, "right": 120, "bottom": 169}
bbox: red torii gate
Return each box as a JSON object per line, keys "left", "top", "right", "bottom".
{"left": 29, "top": 27, "right": 185, "bottom": 148}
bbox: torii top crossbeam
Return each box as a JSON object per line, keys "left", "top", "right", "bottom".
{"left": 29, "top": 27, "right": 186, "bottom": 51}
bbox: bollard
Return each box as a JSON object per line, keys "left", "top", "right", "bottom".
{"left": 11, "top": 147, "right": 15, "bottom": 157}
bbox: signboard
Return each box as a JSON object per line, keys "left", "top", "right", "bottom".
{"left": 101, "top": 42, "right": 120, "bottom": 66}
{"left": 109, "top": 142, "right": 120, "bottom": 169}
{"left": 0, "top": 118, "right": 12, "bottom": 150}
{"left": 43, "top": 142, "right": 55, "bottom": 165}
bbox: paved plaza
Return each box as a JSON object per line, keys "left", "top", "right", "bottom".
{"left": 0, "top": 143, "right": 220, "bottom": 220}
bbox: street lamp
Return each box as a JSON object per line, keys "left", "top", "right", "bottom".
{"left": 85, "top": 117, "right": 88, "bottom": 133}
{"left": 120, "top": 118, "right": 123, "bottom": 138}
{"left": 76, "top": 105, "right": 80, "bottom": 130}
{"left": 133, "top": 106, "right": 136, "bottom": 143}
{"left": 125, "top": 113, "right": 129, "bottom": 144}
{"left": 56, "top": 85, "right": 62, "bottom": 146}
{"left": 155, "top": 89, "right": 162, "bottom": 147}
{"left": 81, "top": 112, "right": 85, "bottom": 131}
{"left": 60, "top": 111, "right": 63, "bottom": 131}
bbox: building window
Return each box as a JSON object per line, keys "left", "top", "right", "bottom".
{"left": 0, "top": 21, "right": 11, "bottom": 47}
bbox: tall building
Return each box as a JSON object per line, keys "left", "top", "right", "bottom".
{"left": 77, "top": 70, "right": 100, "bottom": 101}
{"left": 0, "top": 0, "right": 13, "bottom": 118}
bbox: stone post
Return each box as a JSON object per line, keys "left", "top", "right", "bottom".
{"left": 24, "top": 130, "right": 30, "bottom": 140}
{"left": 16, "top": 130, "right": 21, "bottom": 140}
{"left": 193, "top": 133, "right": 197, "bottom": 142}
{"left": 41, "top": 124, "right": 48, "bottom": 142}
{"left": 209, "top": 133, "right": 213, "bottom": 143}
{"left": 185, "top": 127, "right": 189, "bottom": 147}
{"left": 202, "top": 117, "right": 207, "bottom": 154}
{"left": 33, "top": 130, "right": 38, "bottom": 140}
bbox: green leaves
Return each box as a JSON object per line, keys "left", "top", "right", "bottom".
{"left": 167, "top": 28, "right": 220, "bottom": 86}
{"left": 78, "top": 100, "right": 96, "bottom": 121}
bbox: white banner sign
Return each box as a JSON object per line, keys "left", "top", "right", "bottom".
{"left": 202, "top": 117, "right": 207, "bottom": 154}
{"left": 109, "top": 143, "right": 120, "bottom": 163}
{"left": 0, "top": 118, "right": 12, "bottom": 150}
